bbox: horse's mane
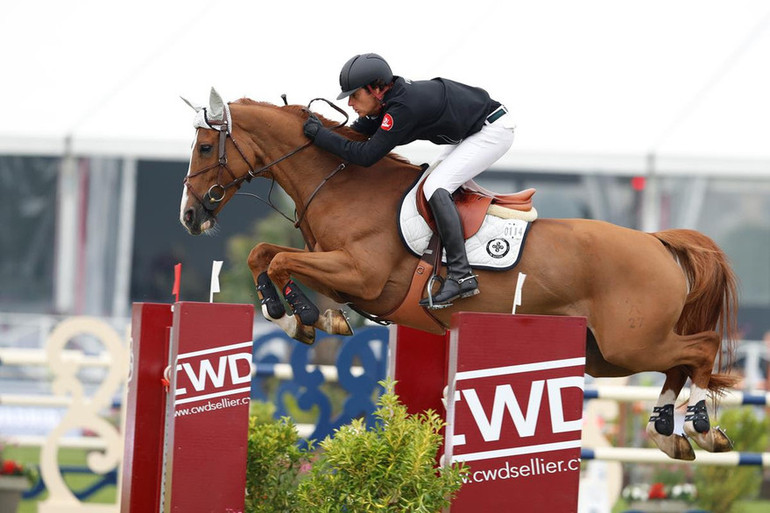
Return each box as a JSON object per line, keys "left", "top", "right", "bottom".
{"left": 233, "top": 98, "right": 416, "bottom": 167}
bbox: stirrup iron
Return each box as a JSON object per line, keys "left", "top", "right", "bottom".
{"left": 423, "top": 274, "right": 452, "bottom": 310}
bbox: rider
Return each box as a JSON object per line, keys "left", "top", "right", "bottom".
{"left": 303, "top": 53, "right": 515, "bottom": 307}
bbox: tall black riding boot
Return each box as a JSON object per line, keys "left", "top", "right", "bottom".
{"left": 419, "top": 188, "right": 479, "bottom": 307}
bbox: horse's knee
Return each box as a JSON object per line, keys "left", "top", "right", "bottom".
{"left": 266, "top": 253, "right": 292, "bottom": 286}
{"left": 247, "top": 242, "right": 273, "bottom": 272}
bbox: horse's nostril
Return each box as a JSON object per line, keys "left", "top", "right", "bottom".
{"left": 184, "top": 208, "right": 194, "bottom": 224}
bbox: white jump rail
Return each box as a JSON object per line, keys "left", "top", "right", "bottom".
{"left": 0, "top": 347, "right": 112, "bottom": 367}
{"left": 2, "top": 434, "right": 109, "bottom": 450}
{"left": 581, "top": 447, "right": 770, "bottom": 467}
{"left": 584, "top": 385, "right": 769, "bottom": 406}
{"left": 0, "top": 349, "right": 350, "bottom": 443}
{"left": 0, "top": 349, "right": 358, "bottom": 407}
{"left": 1, "top": 348, "right": 357, "bottom": 379}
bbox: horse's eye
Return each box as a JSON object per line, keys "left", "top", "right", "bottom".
{"left": 199, "top": 144, "right": 214, "bottom": 155}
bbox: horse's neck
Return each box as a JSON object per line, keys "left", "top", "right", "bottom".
{"left": 280, "top": 149, "right": 418, "bottom": 245}
{"left": 235, "top": 105, "right": 325, "bottom": 203}
{"left": 277, "top": 149, "right": 345, "bottom": 206}
{"left": 238, "top": 103, "right": 420, "bottom": 228}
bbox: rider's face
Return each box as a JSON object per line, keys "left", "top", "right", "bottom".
{"left": 348, "top": 88, "right": 382, "bottom": 117}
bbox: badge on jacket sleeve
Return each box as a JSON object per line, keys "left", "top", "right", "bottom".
{"left": 381, "top": 113, "right": 394, "bottom": 131}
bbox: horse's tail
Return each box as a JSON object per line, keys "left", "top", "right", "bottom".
{"left": 653, "top": 229, "right": 739, "bottom": 393}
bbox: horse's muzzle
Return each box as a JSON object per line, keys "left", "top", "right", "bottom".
{"left": 181, "top": 204, "right": 216, "bottom": 235}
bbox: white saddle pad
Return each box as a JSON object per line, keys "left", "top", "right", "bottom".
{"left": 398, "top": 175, "right": 533, "bottom": 271}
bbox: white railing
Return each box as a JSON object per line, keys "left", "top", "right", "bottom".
{"left": 583, "top": 385, "right": 769, "bottom": 406}
{"left": 581, "top": 446, "right": 770, "bottom": 467}
{"left": 1, "top": 315, "right": 128, "bottom": 513}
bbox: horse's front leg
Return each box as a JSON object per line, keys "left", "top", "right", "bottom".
{"left": 248, "top": 243, "right": 353, "bottom": 344}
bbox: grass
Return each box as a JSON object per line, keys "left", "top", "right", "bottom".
{"left": 742, "top": 501, "right": 770, "bottom": 513}
{"left": 4, "top": 445, "right": 117, "bottom": 513}
{"left": 612, "top": 498, "right": 770, "bottom": 513}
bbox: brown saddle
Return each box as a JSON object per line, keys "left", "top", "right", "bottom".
{"left": 375, "top": 182, "right": 536, "bottom": 334}
{"left": 416, "top": 181, "right": 536, "bottom": 238}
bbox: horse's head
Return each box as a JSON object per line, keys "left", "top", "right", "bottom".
{"left": 179, "top": 87, "right": 256, "bottom": 235}
{"left": 180, "top": 89, "right": 393, "bottom": 236}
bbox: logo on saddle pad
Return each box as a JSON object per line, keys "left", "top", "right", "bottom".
{"left": 486, "top": 238, "right": 510, "bottom": 259}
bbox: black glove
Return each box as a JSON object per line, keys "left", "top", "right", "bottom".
{"left": 303, "top": 114, "right": 323, "bottom": 140}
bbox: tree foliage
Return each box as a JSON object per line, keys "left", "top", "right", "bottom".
{"left": 694, "top": 407, "right": 770, "bottom": 513}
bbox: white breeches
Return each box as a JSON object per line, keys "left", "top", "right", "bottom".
{"left": 422, "top": 113, "right": 515, "bottom": 200}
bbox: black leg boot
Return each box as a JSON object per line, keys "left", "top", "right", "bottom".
{"left": 419, "top": 188, "right": 479, "bottom": 307}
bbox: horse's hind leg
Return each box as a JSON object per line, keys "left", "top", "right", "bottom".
{"left": 645, "top": 367, "right": 696, "bottom": 460}
{"left": 643, "top": 330, "right": 732, "bottom": 457}
{"left": 600, "top": 326, "right": 731, "bottom": 459}
{"left": 682, "top": 331, "right": 733, "bottom": 453}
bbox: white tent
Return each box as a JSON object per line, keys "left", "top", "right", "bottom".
{"left": 2, "top": 0, "right": 770, "bottom": 176}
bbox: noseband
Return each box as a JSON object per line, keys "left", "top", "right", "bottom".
{"left": 184, "top": 98, "right": 349, "bottom": 226}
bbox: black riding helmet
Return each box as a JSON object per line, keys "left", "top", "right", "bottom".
{"left": 337, "top": 53, "right": 393, "bottom": 100}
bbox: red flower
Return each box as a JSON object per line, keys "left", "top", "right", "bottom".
{"left": 2, "top": 460, "right": 17, "bottom": 474}
{"left": 1, "top": 459, "right": 25, "bottom": 476}
{"left": 648, "top": 482, "right": 667, "bottom": 500}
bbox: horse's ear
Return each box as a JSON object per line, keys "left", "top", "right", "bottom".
{"left": 208, "top": 87, "right": 226, "bottom": 122}
{"left": 180, "top": 96, "right": 203, "bottom": 112}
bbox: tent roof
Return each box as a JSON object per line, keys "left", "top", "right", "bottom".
{"left": 3, "top": 0, "right": 770, "bottom": 176}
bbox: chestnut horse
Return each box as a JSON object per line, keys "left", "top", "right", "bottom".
{"left": 179, "top": 89, "right": 738, "bottom": 461}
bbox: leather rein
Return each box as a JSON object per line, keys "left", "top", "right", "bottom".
{"left": 184, "top": 98, "right": 349, "bottom": 228}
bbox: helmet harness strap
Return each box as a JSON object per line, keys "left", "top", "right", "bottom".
{"left": 366, "top": 83, "right": 392, "bottom": 105}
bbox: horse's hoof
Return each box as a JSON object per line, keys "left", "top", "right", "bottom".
{"left": 294, "top": 317, "right": 316, "bottom": 345}
{"left": 316, "top": 309, "right": 353, "bottom": 336}
{"left": 686, "top": 425, "right": 734, "bottom": 453}
{"left": 712, "top": 426, "right": 734, "bottom": 452}
{"left": 663, "top": 434, "right": 696, "bottom": 461}
{"left": 264, "top": 308, "right": 316, "bottom": 345}
{"left": 646, "top": 423, "right": 696, "bottom": 461}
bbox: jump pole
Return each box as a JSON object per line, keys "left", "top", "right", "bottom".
{"left": 121, "top": 302, "right": 254, "bottom": 513}
{"left": 390, "top": 312, "right": 587, "bottom": 512}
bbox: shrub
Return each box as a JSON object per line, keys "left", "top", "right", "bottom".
{"left": 245, "top": 381, "right": 467, "bottom": 513}
{"left": 244, "top": 413, "right": 312, "bottom": 513}
{"left": 295, "top": 380, "right": 467, "bottom": 512}
{"left": 694, "top": 407, "right": 770, "bottom": 513}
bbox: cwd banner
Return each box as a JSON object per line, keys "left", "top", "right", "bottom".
{"left": 444, "top": 313, "right": 586, "bottom": 512}
{"left": 162, "top": 302, "right": 254, "bottom": 513}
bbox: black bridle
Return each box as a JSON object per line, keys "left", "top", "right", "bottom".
{"left": 183, "top": 98, "right": 349, "bottom": 227}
